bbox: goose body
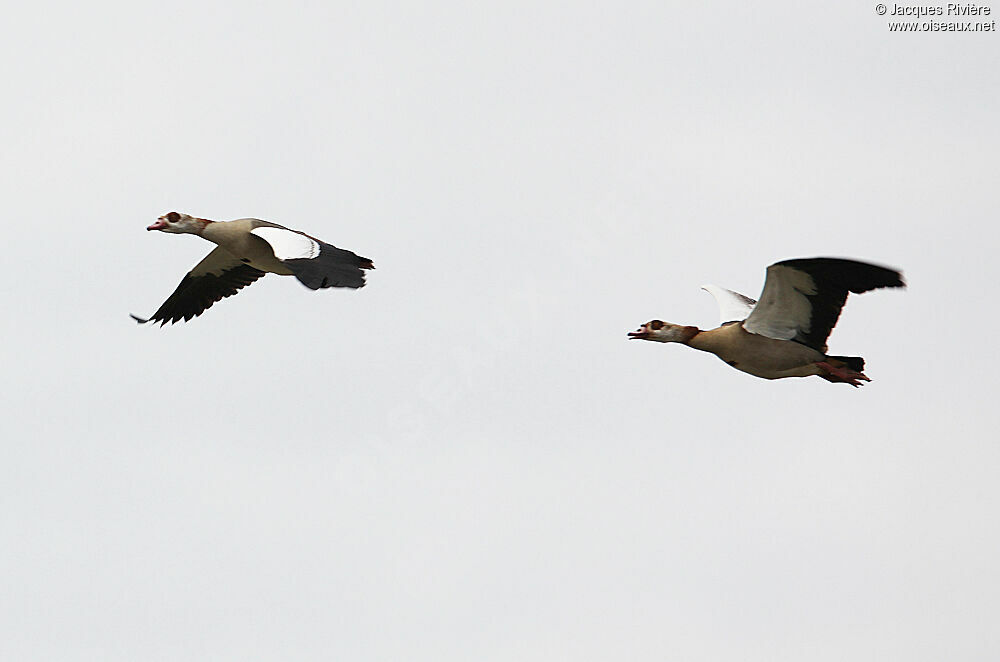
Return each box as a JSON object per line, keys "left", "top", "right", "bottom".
{"left": 133, "top": 212, "right": 373, "bottom": 325}
{"left": 628, "top": 257, "right": 905, "bottom": 386}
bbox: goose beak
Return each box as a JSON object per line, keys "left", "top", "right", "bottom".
{"left": 147, "top": 218, "right": 168, "bottom": 231}
{"left": 628, "top": 326, "right": 649, "bottom": 340}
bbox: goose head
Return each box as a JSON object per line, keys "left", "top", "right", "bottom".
{"left": 147, "top": 211, "right": 207, "bottom": 234}
{"left": 628, "top": 320, "right": 699, "bottom": 343}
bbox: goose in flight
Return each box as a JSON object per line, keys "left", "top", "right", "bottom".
{"left": 628, "top": 257, "right": 905, "bottom": 386}
{"left": 132, "top": 212, "right": 373, "bottom": 325}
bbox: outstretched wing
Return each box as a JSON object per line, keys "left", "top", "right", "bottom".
{"left": 701, "top": 284, "right": 757, "bottom": 325}
{"left": 742, "top": 257, "right": 905, "bottom": 351}
{"left": 132, "top": 247, "right": 266, "bottom": 325}
{"left": 250, "top": 225, "right": 374, "bottom": 290}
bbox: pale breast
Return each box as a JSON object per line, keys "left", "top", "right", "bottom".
{"left": 694, "top": 324, "right": 825, "bottom": 379}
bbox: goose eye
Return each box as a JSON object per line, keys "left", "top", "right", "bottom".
{"left": 166, "top": 211, "right": 180, "bottom": 223}
{"left": 650, "top": 320, "right": 664, "bottom": 330}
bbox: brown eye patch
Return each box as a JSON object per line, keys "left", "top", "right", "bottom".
{"left": 649, "top": 320, "right": 664, "bottom": 330}
{"left": 166, "top": 211, "right": 181, "bottom": 222}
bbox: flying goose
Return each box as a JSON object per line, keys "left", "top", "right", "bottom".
{"left": 628, "top": 258, "right": 905, "bottom": 386}
{"left": 132, "top": 212, "right": 373, "bottom": 325}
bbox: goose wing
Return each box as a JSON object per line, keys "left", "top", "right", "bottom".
{"left": 250, "top": 224, "right": 374, "bottom": 290}
{"left": 132, "top": 247, "right": 265, "bottom": 325}
{"left": 701, "top": 284, "right": 757, "bottom": 325}
{"left": 742, "top": 257, "right": 904, "bottom": 351}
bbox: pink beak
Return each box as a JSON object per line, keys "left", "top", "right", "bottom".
{"left": 147, "top": 218, "right": 168, "bottom": 231}
{"left": 627, "top": 325, "right": 649, "bottom": 340}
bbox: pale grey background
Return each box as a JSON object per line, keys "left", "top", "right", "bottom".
{"left": 1, "top": 2, "right": 998, "bottom": 660}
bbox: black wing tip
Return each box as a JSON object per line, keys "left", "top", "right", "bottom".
{"left": 320, "top": 243, "right": 373, "bottom": 270}
{"left": 309, "top": 274, "right": 368, "bottom": 290}
{"left": 131, "top": 313, "right": 176, "bottom": 326}
{"left": 352, "top": 255, "right": 375, "bottom": 269}
{"left": 285, "top": 247, "right": 374, "bottom": 289}
{"left": 774, "top": 257, "right": 905, "bottom": 293}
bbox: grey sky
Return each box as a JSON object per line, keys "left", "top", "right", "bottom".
{"left": 2, "top": 2, "right": 998, "bottom": 660}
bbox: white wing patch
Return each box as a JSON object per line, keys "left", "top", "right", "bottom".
{"left": 742, "top": 265, "right": 817, "bottom": 341}
{"left": 251, "top": 226, "right": 320, "bottom": 261}
{"left": 701, "top": 284, "right": 757, "bottom": 326}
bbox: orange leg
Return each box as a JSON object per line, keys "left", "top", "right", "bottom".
{"left": 816, "top": 361, "right": 871, "bottom": 388}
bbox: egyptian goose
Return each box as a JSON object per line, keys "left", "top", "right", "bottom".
{"left": 132, "top": 212, "right": 373, "bottom": 325}
{"left": 628, "top": 258, "right": 905, "bottom": 386}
